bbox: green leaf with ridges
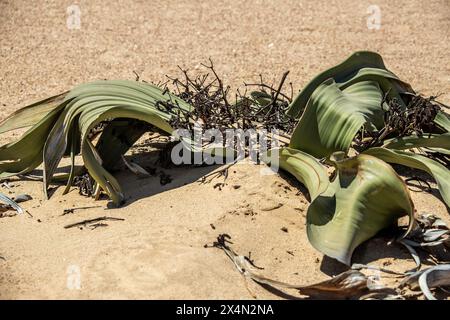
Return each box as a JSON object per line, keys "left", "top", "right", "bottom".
{"left": 0, "top": 92, "right": 67, "bottom": 134}
{"left": 289, "top": 79, "right": 384, "bottom": 158}
{"left": 382, "top": 133, "right": 450, "bottom": 150}
{"left": 286, "top": 51, "right": 412, "bottom": 119}
{"left": 364, "top": 147, "right": 450, "bottom": 208}
{"left": 434, "top": 111, "right": 450, "bottom": 132}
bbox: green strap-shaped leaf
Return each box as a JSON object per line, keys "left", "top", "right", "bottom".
{"left": 266, "top": 147, "right": 329, "bottom": 201}
{"left": 286, "top": 51, "right": 412, "bottom": 119}
{"left": 0, "top": 92, "right": 67, "bottom": 134}
{"left": 62, "top": 124, "right": 81, "bottom": 195}
{"left": 77, "top": 105, "right": 174, "bottom": 205}
{"left": 425, "top": 147, "right": 450, "bottom": 156}
{"left": 337, "top": 67, "right": 410, "bottom": 111}
{"left": 40, "top": 81, "right": 183, "bottom": 200}
{"left": 434, "top": 111, "right": 450, "bottom": 132}
{"left": 382, "top": 133, "right": 450, "bottom": 150}
{"left": 0, "top": 80, "right": 187, "bottom": 204}
{"left": 306, "top": 152, "right": 414, "bottom": 265}
{"left": 0, "top": 102, "right": 69, "bottom": 178}
{"left": 289, "top": 79, "right": 384, "bottom": 158}
{"left": 363, "top": 147, "right": 450, "bottom": 208}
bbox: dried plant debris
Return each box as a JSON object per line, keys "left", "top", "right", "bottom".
{"left": 73, "top": 173, "right": 96, "bottom": 197}
{"left": 1, "top": 181, "right": 13, "bottom": 189}
{"left": 207, "top": 234, "right": 398, "bottom": 300}
{"left": 159, "top": 171, "right": 172, "bottom": 185}
{"left": 406, "top": 213, "right": 450, "bottom": 248}
{"left": 209, "top": 234, "right": 450, "bottom": 300}
{"left": 61, "top": 205, "right": 102, "bottom": 216}
{"left": 64, "top": 216, "right": 125, "bottom": 229}
{"left": 400, "top": 264, "right": 450, "bottom": 300}
{"left": 398, "top": 213, "right": 450, "bottom": 267}
{"left": 356, "top": 93, "right": 446, "bottom": 150}
{"left": 387, "top": 94, "right": 442, "bottom": 136}
{"left": 161, "top": 59, "right": 296, "bottom": 134}
{"left": 199, "top": 161, "right": 234, "bottom": 184}
{"left": 87, "top": 121, "right": 109, "bottom": 140}
{"left": 380, "top": 94, "right": 442, "bottom": 141}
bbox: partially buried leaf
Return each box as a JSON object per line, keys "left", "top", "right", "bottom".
{"left": 266, "top": 149, "right": 414, "bottom": 265}
{"left": 264, "top": 147, "right": 329, "bottom": 201}
{"left": 306, "top": 152, "right": 414, "bottom": 265}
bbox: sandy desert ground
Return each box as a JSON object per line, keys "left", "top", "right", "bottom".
{"left": 0, "top": 0, "right": 449, "bottom": 299}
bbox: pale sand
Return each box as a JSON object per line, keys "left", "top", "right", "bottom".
{"left": 0, "top": 0, "right": 449, "bottom": 299}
